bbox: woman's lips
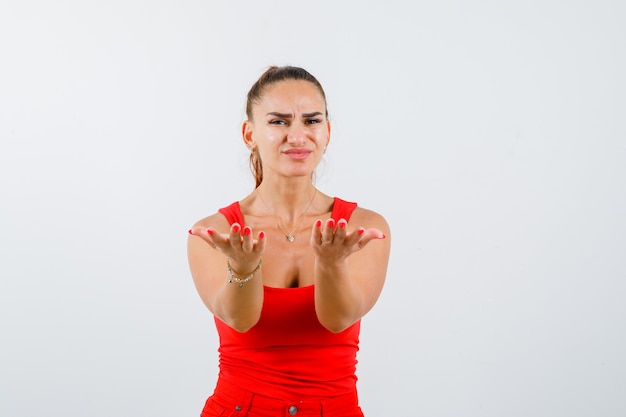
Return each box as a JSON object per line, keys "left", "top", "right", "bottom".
{"left": 283, "top": 148, "right": 312, "bottom": 160}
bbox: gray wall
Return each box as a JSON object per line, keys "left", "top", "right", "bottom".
{"left": 1, "top": 1, "right": 625, "bottom": 416}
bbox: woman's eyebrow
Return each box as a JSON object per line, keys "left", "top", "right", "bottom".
{"left": 266, "top": 111, "right": 324, "bottom": 118}
{"left": 266, "top": 112, "right": 292, "bottom": 118}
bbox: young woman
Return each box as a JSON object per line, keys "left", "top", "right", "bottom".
{"left": 188, "top": 66, "right": 391, "bottom": 416}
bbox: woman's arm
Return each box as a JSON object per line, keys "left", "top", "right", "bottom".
{"left": 311, "top": 207, "right": 391, "bottom": 333}
{"left": 187, "top": 215, "right": 266, "bottom": 332}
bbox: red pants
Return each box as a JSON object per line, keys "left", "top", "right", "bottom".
{"left": 201, "top": 378, "right": 364, "bottom": 417}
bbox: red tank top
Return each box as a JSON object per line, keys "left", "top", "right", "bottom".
{"left": 215, "top": 197, "right": 360, "bottom": 399}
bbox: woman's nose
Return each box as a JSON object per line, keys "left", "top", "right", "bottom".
{"left": 287, "top": 125, "right": 306, "bottom": 145}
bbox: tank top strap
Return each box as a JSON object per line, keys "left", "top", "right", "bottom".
{"left": 330, "top": 197, "right": 358, "bottom": 222}
{"left": 217, "top": 201, "right": 245, "bottom": 226}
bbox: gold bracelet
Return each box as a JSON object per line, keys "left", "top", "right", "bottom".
{"left": 226, "top": 258, "right": 262, "bottom": 288}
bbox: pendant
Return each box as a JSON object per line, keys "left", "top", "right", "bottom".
{"left": 286, "top": 234, "right": 295, "bottom": 242}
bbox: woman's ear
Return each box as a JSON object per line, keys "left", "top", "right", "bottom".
{"left": 242, "top": 120, "right": 255, "bottom": 150}
{"left": 326, "top": 120, "right": 331, "bottom": 147}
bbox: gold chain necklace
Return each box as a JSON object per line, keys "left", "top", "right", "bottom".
{"left": 256, "top": 188, "right": 317, "bottom": 242}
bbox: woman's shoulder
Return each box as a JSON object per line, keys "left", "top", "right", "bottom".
{"left": 353, "top": 205, "right": 388, "bottom": 224}
{"left": 336, "top": 197, "right": 389, "bottom": 230}
{"left": 191, "top": 201, "right": 240, "bottom": 230}
{"left": 191, "top": 212, "right": 229, "bottom": 229}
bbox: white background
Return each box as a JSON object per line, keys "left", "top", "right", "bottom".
{"left": 1, "top": 1, "right": 625, "bottom": 416}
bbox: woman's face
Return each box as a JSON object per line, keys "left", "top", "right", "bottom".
{"left": 243, "top": 80, "right": 330, "bottom": 180}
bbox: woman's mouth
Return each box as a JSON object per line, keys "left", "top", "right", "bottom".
{"left": 283, "top": 148, "right": 312, "bottom": 160}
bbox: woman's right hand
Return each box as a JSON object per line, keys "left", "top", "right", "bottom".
{"left": 189, "top": 222, "right": 265, "bottom": 275}
{"left": 188, "top": 221, "right": 266, "bottom": 331}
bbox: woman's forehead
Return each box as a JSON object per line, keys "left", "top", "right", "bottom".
{"left": 255, "top": 80, "right": 326, "bottom": 112}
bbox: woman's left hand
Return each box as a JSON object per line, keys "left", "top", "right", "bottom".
{"left": 311, "top": 218, "right": 385, "bottom": 261}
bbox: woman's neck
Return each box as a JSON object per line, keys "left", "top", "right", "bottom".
{"left": 254, "top": 180, "right": 317, "bottom": 222}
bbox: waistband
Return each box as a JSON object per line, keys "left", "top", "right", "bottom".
{"left": 209, "top": 377, "right": 361, "bottom": 416}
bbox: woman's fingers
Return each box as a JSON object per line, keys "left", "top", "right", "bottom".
{"left": 229, "top": 223, "right": 242, "bottom": 247}
{"left": 241, "top": 226, "right": 253, "bottom": 252}
{"left": 311, "top": 218, "right": 385, "bottom": 253}
{"left": 189, "top": 223, "right": 265, "bottom": 256}
{"left": 320, "top": 218, "right": 336, "bottom": 244}
{"left": 353, "top": 228, "right": 386, "bottom": 249}
{"left": 334, "top": 218, "right": 348, "bottom": 242}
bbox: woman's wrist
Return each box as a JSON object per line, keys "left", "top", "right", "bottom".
{"left": 315, "top": 257, "right": 348, "bottom": 274}
{"left": 226, "top": 258, "right": 262, "bottom": 288}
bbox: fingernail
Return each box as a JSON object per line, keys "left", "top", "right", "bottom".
{"left": 206, "top": 229, "right": 214, "bottom": 236}
{"left": 380, "top": 233, "right": 386, "bottom": 239}
{"left": 188, "top": 229, "right": 193, "bottom": 235}
{"left": 243, "top": 227, "right": 251, "bottom": 236}
{"left": 232, "top": 224, "right": 240, "bottom": 233}
{"left": 338, "top": 221, "right": 346, "bottom": 229}
{"left": 326, "top": 219, "right": 335, "bottom": 227}
{"left": 259, "top": 231, "right": 265, "bottom": 239}
{"left": 315, "top": 219, "right": 322, "bottom": 228}
{"left": 358, "top": 229, "right": 365, "bottom": 235}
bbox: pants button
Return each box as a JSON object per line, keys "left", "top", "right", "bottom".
{"left": 288, "top": 405, "right": 298, "bottom": 415}
{"left": 235, "top": 405, "right": 242, "bottom": 411}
